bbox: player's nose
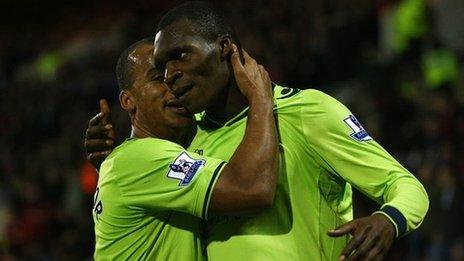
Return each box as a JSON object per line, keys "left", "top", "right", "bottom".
{"left": 164, "top": 62, "right": 183, "bottom": 88}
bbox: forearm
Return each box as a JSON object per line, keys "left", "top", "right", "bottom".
{"left": 229, "top": 97, "right": 278, "bottom": 190}
{"left": 208, "top": 47, "right": 279, "bottom": 215}
{"left": 209, "top": 96, "right": 279, "bottom": 214}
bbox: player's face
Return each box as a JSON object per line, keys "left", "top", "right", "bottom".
{"left": 153, "top": 20, "right": 230, "bottom": 113}
{"left": 129, "top": 43, "right": 194, "bottom": 132}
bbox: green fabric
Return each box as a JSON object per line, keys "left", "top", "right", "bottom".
{"left": 93, "top": 138, "right": 225, "bottom": 260}
{"left": 188, "top": 85, "right": 428, "bottom": 260}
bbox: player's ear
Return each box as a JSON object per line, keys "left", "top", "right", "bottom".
{"left": 218, "top": 35, "right": 232, "bottom": 61}
{"left": 119, "top": 90, "right": 136, "bottom": 114}
{"left": 218, "top": 35, "right": 244, "bottom": 65}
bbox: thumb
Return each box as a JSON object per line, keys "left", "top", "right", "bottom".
{"left": 327, "top": 221, "right": 355, "bottom": 237}
{"left": 100, "top": 99, "right": 110, "bottom": 124}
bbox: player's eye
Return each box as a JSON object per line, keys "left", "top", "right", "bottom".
{"left": 180, "top": 52, "right": 188, "bottom": 60}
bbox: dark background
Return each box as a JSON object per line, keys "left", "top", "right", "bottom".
{"left": 1, "top": 0, "right": 463, "bottom": 259}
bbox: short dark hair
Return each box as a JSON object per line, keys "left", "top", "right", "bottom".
{"left": 157, "top": 1, "right": 240, "bottom": 44}
{"left": 115, "top": 37, "right": 154, "bottom": 90}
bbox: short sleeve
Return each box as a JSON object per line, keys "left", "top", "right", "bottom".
{"left": 114, "top": 138, "right": 226, "bottom": 219}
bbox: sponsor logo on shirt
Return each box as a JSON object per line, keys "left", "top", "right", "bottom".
{"left": 167, "top": 152, "right": 206, "bottom": 186}
{"left": 343, "top": 115, "right": 372, "bottom": 142}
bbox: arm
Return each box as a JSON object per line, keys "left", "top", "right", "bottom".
{"left": 208, "top": 45, "right": 279, "bottom": 215}
{"left": 114, "top": 46, "right": 277, "bottom": 219}
{"left": 301, "top": 91, "right": 428, "bottom": 259}
{"left": 87, "top": 47, "right": 278, "bottom": 217}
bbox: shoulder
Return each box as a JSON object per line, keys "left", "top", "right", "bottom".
{"left": 104, "top": 138, "right": 184, "bottom": 172}
{"left": 116, "top": 138, "right": 183, "bottom": 157}
{"left": 273, "top": 84, "right": 332, "bottom": 107}
{"left": 99, "top": 138, "right": 190, "bottom": 191}
{"left": 273, "top": 84, "right": 348, "bottom": 117}
{"left": 274, "top": 85, "right": 355, "bottom": 135}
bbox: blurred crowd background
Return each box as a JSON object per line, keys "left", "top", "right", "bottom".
{"left": 1, "top": 0, "right": 463, "bottom": 259}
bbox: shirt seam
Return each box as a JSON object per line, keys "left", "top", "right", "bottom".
{"left": 299, "top": 94, "right": 343, "bottom": 180}
{"left": 201, "top": 161, "right": 227, "bottom": 219}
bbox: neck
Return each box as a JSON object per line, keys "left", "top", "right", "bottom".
{"left": 205, "top": 82, "right": 248, "bottom": 124}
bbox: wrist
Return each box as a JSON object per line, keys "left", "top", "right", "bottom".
{"left": 248, "top": 97, "right": 274, "bottom": 112}
{"left": 372, "top": 213, "right": 396, "bottom": 239}
{"left": 247, "top": 90, "right": 273, "bottom": 105}
{"left": 372, "top": 205, "right": 407, "bottom": 238}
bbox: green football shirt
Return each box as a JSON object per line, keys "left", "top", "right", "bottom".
{"left": 188, "top": 85, "right": 429, "bottom": 260}
{"left": 93, "top": 137, "right": 226, "bottom": 260}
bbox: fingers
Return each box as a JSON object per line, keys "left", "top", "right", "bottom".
{"left": 229, "top": 45, "right": 272, "bottom": 101}
{"left": 88, "top": 100, "right": 115, "bottom": 139}
{"left": 242, "top": 50, "right": 258, "bottom": 74}
{"left": 85, "top": 124, "right": 114, "bottom": 155}
{"left": 258, "top": 65, "right": 270, "bottom": 84}
{"left": 257, "top": 65, "right": 272, "bottom": 96}
{"left": 349, "top": 234, "right": 388, "bottom": 261}
{"left": 230, "top": 44, "right": 245, "bottom": 76}
{"left": 89, "top": 112, "right": 105, "bottom": 127}
{"left": 85, "top": 138, "right": 113, "bottom": 170}
{"left": 331, "top": 215, "right": 395, "bottom": 261}
{"left": 242, "top": 49, "right": 251, "bottom": 63}
{"left": 87, "top": 150, "right": 112, "bottom": 160}
{"left": 100, "top": 99, "right": 110, "bottom": 115}
{"left": 86, "top": 124, "right": 113, "bottom": 139}
{"left": 100, "top": 99, "right": 111, "bottom": 125}
{"left": 86, "top": 99, "right": 115, "bottom": 169}
{"left": 230, "top": 45, "right": 260, "bottom": 75}
{"left": 99, "top": 100, "right": 116, "bottom": 139}
{"left": 328, "top": 221, "right": 355, "bottom": 237}
{"left": 89, "top": 100, "right": 111, "bottom": 127}
{"left": 85, "top": 139, "right": 114, "bottom": 152}
{"left": 346, "top": 230, "right": 376, "bottom": 260}
{"left": 365, "top": 244, "right": 384, "bottom": 261}
{"left": 107, "top": 128, "right": 116, "bottom": 140}
{"left": 327, "top": 221, "right": 361, "bottom": 260}
{"left": 87, "top": 150, "right": 113, "bottom": 169}
{"left": 340, "top": 228, "right": 369, "bottom": 260}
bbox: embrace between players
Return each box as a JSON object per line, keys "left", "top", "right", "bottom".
{"left": 85, "top": 2, "right": 429, "bottom": 260}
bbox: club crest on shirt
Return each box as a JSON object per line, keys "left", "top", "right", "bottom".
{"left": 343, "top": 115, "right": 372, "bottom": 142}
{"left": 167, "top": 152, "right": 206, "bottom": 186}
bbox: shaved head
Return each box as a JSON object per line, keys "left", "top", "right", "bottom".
{"left": 157, "top": 1, "right": 240, "bottom": 45}
{"left": 116, "top": 37, "right": 154, "bottom": 90}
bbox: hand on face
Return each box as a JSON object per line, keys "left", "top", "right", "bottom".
{"left": 327, "top": 213, "right": 396, "bottom": 260}
{"left": 229, "top": 44, "right": 272, "bottom": 102}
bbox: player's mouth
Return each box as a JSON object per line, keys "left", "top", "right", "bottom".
{"left": 164, "top": 98, "right": 191, "bottom": 116}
